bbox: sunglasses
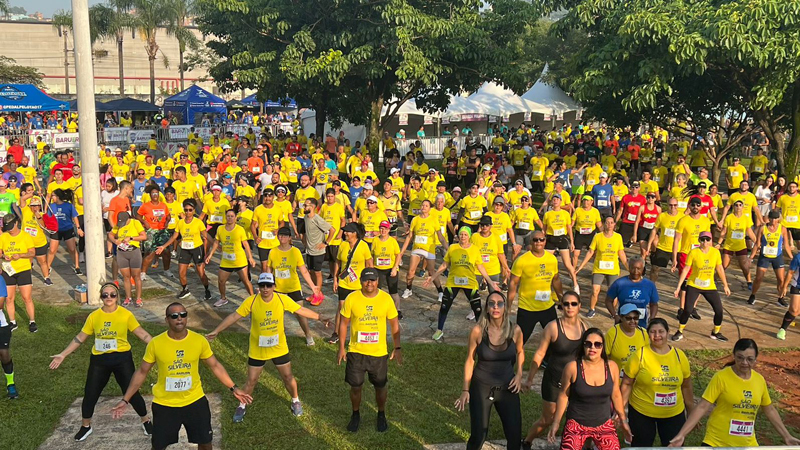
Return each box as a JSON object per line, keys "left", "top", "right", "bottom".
{"left": 184, "top": 208, "right": 194, "bottom": 212}
{"left": 137, "top": 172, "right": 145, "bottom": 175}
{"left": 258, "top": 283, "right": 275, "bottom": 288}
{"left": 367, "top": 201, "right": 376, "bottom": 204}
{"left": 100, "top": 292, "right": 118, "bottom": 299}
{"left": 521, "top": 198, "right": 530, "bottom": 201}
{"left": 668, "top": 204, "right": 678, "bottom": 207}
{"left": 168, "top": 311, "right": 188, "bottom": 319}
{"left": 699, "top": 237, "right": 712, "bottom": 242}
{"left": 265, "top": 193, "right": 275, "bottom": 196}
{"left": 489, "top": 301, "right": 505, "bottom": 309}
{"left": 562, "top": 301, "right": 579, "bottom": 307}
{"left": 622, "top": 315, "right": 639, "bottom": 321}
{"left": 532, "top": 237, "right": 546, "bottom": 242}
{"left": 583, "top": 341, "right": 603, "bottom": 349}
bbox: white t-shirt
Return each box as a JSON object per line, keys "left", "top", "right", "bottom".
{"left": 101, "top": 190, "right": 119, "bottom": 219}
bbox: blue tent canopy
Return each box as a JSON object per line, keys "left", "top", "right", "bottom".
{"left": 242, "top": 93, "right": 297, "bottom": 109}
{"left": 163, "top": 85, "right": 226, "bottom": 124}
{"left": 68, "top": 99, "right": 113, "bottom": 112}
{"left": 0, "top": 84, "right": 69, "bottom": 111}
{"left": 103, "top": 97, "right": 160, "bottom": 112}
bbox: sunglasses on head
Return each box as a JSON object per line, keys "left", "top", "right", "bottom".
{"left": 168, "top": 311, "right": 188, "bottom": 319}
{"left": 583, "top": 341, "right": 603, "bottom": 349}
{"left": 100, "top": 292, "right": 118, "bottom": 299}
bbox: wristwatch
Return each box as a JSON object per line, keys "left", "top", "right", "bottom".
{"left": 229, "top": 384, "right": 238, "bottom": 392}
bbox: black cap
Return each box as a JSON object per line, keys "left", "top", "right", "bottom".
{"left": 769, "top": 210, "right": 781, "bottom": 219}
{"left": 361, "top": 267, "right": 379, "bottom": 281}
{"left": 437, "top": 181, "right": 446, "bottom": 187}
{"left": 278, "top": 226, "right": 292, "bottom": 237}
{"left": 342, "top": 222, "right": 359, "bottom": 233}
{"left": 688, "top": 197, "right": 702, "bottom": 205}
{"left": 479, "top": 215, "right": 493, "bottom": 225}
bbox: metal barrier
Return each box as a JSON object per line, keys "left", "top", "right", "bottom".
{"left": 380, "top": 135, "right": 494, "bottom": 161}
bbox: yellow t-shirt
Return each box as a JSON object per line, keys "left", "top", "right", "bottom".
{"left": 235, "top": 185, "right": 257, "bottom": 200}
{"left": 283, "top": 159, "right": 302, "bottom": 183}
{"left": 114, "top": 219, "right": 145, "bottom": 249}
{"left": 686, "top": 247, "right": 722, "bottom": 290}
{"left": 0, "top": 229, "right": 35, "bottom": 274}
{"left": 751, "top": 155, "right": 768, "bottom": 174}
{"left": 676, "top": 215, "right": 711, "bottom": 254}
{"left": 510, "top": 251, "right": 558, "bottom": 312}
{"left": 172, "top": 180, "right": 199, "bottom": 204}
{"left": 165, "top": 201, "right": 182, "bottom": 230}
{"left": 444, "top": 244, "right": 481, "bottom": 289}
{"left": 652, "top": 166, "right": 669, "bottom": 187}
{"left": 253, "top": 204, "right": 284, "bottom": 249}
{"left": 372, "top": 237, "right": 400, "bottom": 269}
{"left": 21, "top": 206, "right": 47, "bottom": 248}
{"left": 572, "top": 207, "right": 602, "bottom": 235}
{"left": 728, "top": 191, "right": 757, "bottom": 219}
{"left": 320, "top": 203, "right": 345, "bottom": 245}
{"left": 202, "top": 198, "right": 231, "bottom": 224}
{"left": 294, "top": 187, "right": 320, "bottom": 219}
{"left": 604, "top": 325, "right": 649, "bottom": 372}
{"left": 358, "top": 209, "right": 389, "bottom": 243}
{"left": 459, "top": 195, "right": 488, "bottom": 225}
{"left": 777, "top": 193, "right": 800, "bottom": 228}
{"left": 143, "top": 330, "right": 213, "bottom": 407}
{"left": 175, "top": 217, "right": 206, "bottom": 250}
{"left": 723, "top": 213, "right": 753, "bottom": 252}
{"left": 340, "top": 290, "right": 398, "bottom": 357}
{"left": 81, "top": 306, "right": 141, "bottom": 355}
{"left": 584, "top": 165, "right": 603, "bottom": 189}
{"left": 236, "top": 209, "right": 255, "bottom": 240}
{"left": 701, "top": 367, "right": 771, "bottom": 447}
{"left": 470, "top": 233, "right": 503, "bottom": 276}
{"left": 336, "top": 240, "right": 372, "bottom": 290}
{"left": 409, "top": 214, "right": 439, "bottom": 253}
{"left": 267, "top": 246, "right": 305, "bottom": 293}
{"left": 513, "top": 207, "right": 540, "bottom": 232}
{"left": 215, "top": 225, "right": 248, "bottom": 269}
{"left": 727, "top": 165, "right": 747, "bottom": 189}
{"left": 639, "top": 180, "right": 659, "bottom": 197}
{"left": 624, "top": 345, "right": 691, "bottom": 419}
{"left": 543, "top": 209, "right": 571, "bottom": 237}
{"left": 237, "top": 293, "right": 301, "bottom": 361}
{"left": 590, "top": 232, "right": 624, "bottom": 275}
{"left": 486, "top": 211, "right": 512, "bottom": 243}
{"left": 655, "top": 212, "right": 680, "bottom": 252}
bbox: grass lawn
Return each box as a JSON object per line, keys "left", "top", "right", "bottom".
{"left": 2, "top": 303, "right": 796, "bottom": 449}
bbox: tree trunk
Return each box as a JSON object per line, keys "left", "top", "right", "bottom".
{"left": 783, "top": 80, "right": 800, "bottom": 180}
{"left": 315, "top": 107, "right": 327, "bottom": 139}
{"left": 149, "top": 55, "right": 156, "bottom": 104}
{"left": 117, "top": 33, "right": 124, "bottom": 95}
{"left": 367, "top": 95, "right": 384, "bottom": 162}
{"left": 179, "top": 47, "right": 185, "bottom": 91}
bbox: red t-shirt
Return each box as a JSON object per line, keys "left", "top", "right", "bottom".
{"left": 621, "top": 194, "right": 646, "bottom": 224}
{"left": 628, "top": 144, "right": 641, "bottom": 160}
{"left": 51, "top": 163, "right": 75, "bottom": 181}
{"left": 286, "top": 142, "right": 301, "bottom": 156}
{"left": 689, "top": 194, "right": 714, "bottom": 215}
{"left": 7, "top": 145, "right": 24, "bottom": 164}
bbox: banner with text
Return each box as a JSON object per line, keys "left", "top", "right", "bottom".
{"left": 103, "top": 127, "right": 130, "bottom": 143}
{"left": 53, "top": 133, "right": 80, "bottom": 149}
{"left": 129, "top": 130, "right": 152, "bottom": 145}
{"left": 168, "top": 125, "right": 193, "bottom": 140}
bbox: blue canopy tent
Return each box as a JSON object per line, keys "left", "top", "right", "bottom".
{"left": 103, "top": 97, "right": 160, "bottom": 112}
{"left": 163, "top": 85, "right": 226, "bottom": 125}
{"left": 0, "top": 84, "right": 69, "bottom": 111}
{"left": 242, "top": 94, "right": 297, "bottom": 109}
{"left": 68, "top": 99, "right": 113, "bottom": 112}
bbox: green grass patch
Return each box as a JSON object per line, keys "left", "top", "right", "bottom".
{"left": 1, "top": 305, "right": 796, "bottom": 449}
{"left": 141, "top": 287, "right": 171, "bottom": 300}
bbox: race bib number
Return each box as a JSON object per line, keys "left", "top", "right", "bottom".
{"left": 469, "top": 210, "right": 481, "bottom": 219}
{"left": 117, "top": 242, "right": 131, "bottom": 252}
{"left": 580, "top": 227, "right": 592, "bottom": 235}
{"left": 787, "top": 216, "right": 799, "bottom": 223}
{"left": 500, "top": 233, "right": 508, "bottom": 242}
{"left": 94, "top": 338, "right": 118, "bottom": 352}
{"left": 481, "top": 254, "right": 491, "bottom": 263}
{"left": 535, "top": 290, "right": 551, "bottom": 302}
{"left": 664, "top": 228, "right": 675, "bottom": 237}
{"left": 24, "top": 226, "right": 38, "bottom": 237}
{"left": 261, "top": 231, "right": 275, "bottom": 240}
{"left": 654, "top": 391, "right": 677, "bottom": 407}
{"left": 518, "top": 221, "right": 530, "bottom": 230}
{"left": 346, "top": 267, "right": 358, "bottom": 282}
{"left": 754, "top": 166, "right": 764, "bottom": 173}
{"left": 643, "top": 221, "right": 655, "bottom": 229}
{"left": 731, "top": 231, "right": 745, "bottom": 240}
{"left": 731, "top": 171, "right": 740, "bottom": 177}
{"left": 365, "top": 231, "right": 376, "bottom": 238}
{"left": 678, "top": 201, "right": 688, "bottom": 209}
{"left": 729, "top": 419, "right": 754, "bottom": 437}
{"left": 533, "top": 170, "right": 542, "bottom": 177}
{"left": 694, "top": 278, "right": 711, "bottom": 288}
{"left": 412, "top": 209, "right": 421, "bottom": 215}
{"left": 599, "top": 260, "right": 615, "bottom": 270}
{"left": 415, "top": 236, "right": 429, "bottom": 245}
{"left": 210, "top": 215, "right": 223, "bottom": 223}
{"left": 0, "top": 260, "right": 14, "bottom": 276}
{"left": 553, "top": 228, "right": 565, "bottom": 236}
{"left": 764, "top": 246, "right": 778, "bottom": 257}
{"left": 451, "top": 212, "right": 459, "bottom": 220}
{"left": 597, "top": 199, "right": 608, "bottom": 207}
{"left": 376, "top": 257, "right": 391, "bottom": 267}
{"left": 165, "top": 376, "right": 192, "bottom": 392}
{"left": 135, "top": 194, "right": 142, "bottom": 202}
{"left": 169, "top": 217, "right": 176, "bottom": 227}
{"left": 637, "top": 307, "right": 647, "bottom": 318}
{"left": 627, "top": 213, "right": 637, "bottom": 222}
{"left": 454, "top": 276, "right": 469, "bottom": 286}
{"left": 163, "top": 170, "right": 170, "bottom": 177}
{"left": 222, "top": 252, "right": 237, "bottom": 261}
{"left": 276, "top": 269, "right": 291, "bottom": 279}
{"left": 654, "top": 176, "right": 660, "bottom": 182}
{"left": 181, "top": 240, "right": 195, "bottom": 250}
{"left": 258, "top": 335, "right": 280, "bottom": 347}
{"left": 587, "top": 179, "right": 596, "bottom": 186}
{"left": 357, "top": 331, "right": 380, "bottom": 344}
{"left": 289, "top": 171, "right": 297, "bottom": 178}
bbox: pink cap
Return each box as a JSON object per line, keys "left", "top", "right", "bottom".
{"left": 379, "top": 220, "right": 392, "bottom": 228}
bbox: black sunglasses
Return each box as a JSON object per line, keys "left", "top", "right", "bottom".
{"left": 622, "top": 315, "right": 639, "bottom": 321}
{"left": 562, "top": 301, "right": 579, "bottom": 307}
{"left": 258, "top": 283, "right": 275, "bottom": 288}
{"left": 168, "top": 311, "right": 188, "bottom": 319}
{"left": 184, "top": 208, "right": 194, "bottom": 212}
{"left": 100, "top": 292, "right": 118, "bottom": 299}
{"left": 489, "top": 301, "right": 505, "bottom": 309}
{"left": 532, "top": 237, "right": 546, "bottom": 242}
{"left": 699, "top": 237, "right": 712, "bottom": 242}
{"left": 583, "top": 341, "right": 603, "bottom": 349}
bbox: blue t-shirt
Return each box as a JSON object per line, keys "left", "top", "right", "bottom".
{"left": 221, "top": 183, "right": 236, "bottom": 199}
{"left": 789, "top": 254, "right": 800, "bottom": 288}
{"left": 607, "top": 276, "right": 659, "bottom": 327}
{"left": 150, "top": 176, "right": 168, "bottom": 192}
{"left": 350, "top": 186, "right": 364, "bottom": 205}
{"left": 591, "top": 184, "right": 614, "bottom": 210}
{"left": 133, "top": 179, "right": 148, "bottom": 207}
{"left": 51, "top": 202, "right": 78, "bottom": 231}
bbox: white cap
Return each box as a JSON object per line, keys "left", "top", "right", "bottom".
{"left": 390, "top": 167, "right": 400, "bottom": 174}
{"left": 367, "top": 195, "right": 378, "bottom": 202}
{"left": 364, "top": 183, "right": 374, "bottom": 190}
{"left": 257, "top": 272, "right": 275, "bottom": 284}
{"left": 222, "top": 144, "right": 231, "bottom": 149}
{"left": 600, "top": 172, "right": 608, "bottom": 178}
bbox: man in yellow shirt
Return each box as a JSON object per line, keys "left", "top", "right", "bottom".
{"left": 111, "top": 302, "right": 251, "bottom": 448}
{"left": 726, "top": 157, "right": 748, "bottom": 195}
{"left": 576, "top": 216, "right": 629, "bottom": 318}
{"left": 336, "top": 267, "right": 401, "bottom": 433}
{"left": 749, "top": 148, "right": 769, "bottom": 181}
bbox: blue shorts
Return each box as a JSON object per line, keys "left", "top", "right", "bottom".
{"left": 757, "top": 255, "right": 783, "bottom": 270}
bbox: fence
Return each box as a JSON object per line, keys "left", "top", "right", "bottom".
{"left": 380, "top": 135, "right": 494, "bottom": 161}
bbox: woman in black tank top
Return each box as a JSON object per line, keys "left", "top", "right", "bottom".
{"left": 548, "top": 328, "right": 631, "bottom": 450}
{"left": 455, "top": 292, "right": 524, "bottom": 450}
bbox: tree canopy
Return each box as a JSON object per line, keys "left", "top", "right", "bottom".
{"left": 0, "top": 56, "right": 44, "bottom": 87}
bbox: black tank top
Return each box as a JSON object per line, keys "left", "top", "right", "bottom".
{"left": 544, "top": 319, "right": 585, "bottom": 386}
{"left": 473, "top": 331, "right": 516, "bottom": 385}
{"left": 566, "top": 359, "right": 614, "bottom": 427}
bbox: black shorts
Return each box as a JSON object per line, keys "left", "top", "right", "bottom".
{"left": 35, "top": 244, "right": 48, "bottom": 257}
{"left": 540, "top": 369, "right": 562, "bottom": 403}
{"left": 248, "top": 353, "right": 291, "bottom": 367}
{"left": 103, "top": 218, "right": 112, "bottom": 233}
{"left": 516, "top": 306, "right": 558, "bottom": 344}
{"left": 279, "top": 290, "right": 305, "bottom": 303}
{"left": 207, "top": 224, "right": 222, "bottom": 240}
{"left": 178, "top": 247, "right": 205, "bottom": 265}
{"left": 0, "top": 325, "right": 10, "bottom": 350}
{"left": 377, "top": 268, "right": 399, "bottom": 295}
{"left": 2, "top": 269, "right": 32, "bottom": 287}
{"left": 337, "top": 286, "right": 355, "bottom": 302}
{"left": 220, "top": 265, "right": 246, "bottom": 273}
{"left": 305, "top": 253, "right": 325, "bottom": 272}
{"left": 258, "top": 246, "right": 272, "bottom": 262}
{"left": 151, "top": 396, "right": 213, "bottom": 449}
{"left": 297, "top": 218, "right": 306, "bottom": 235}
{"left": 722, "top": 248, "right": 748, "bottom": 256}
{"left": 789, "top": 228, "right": 800, "bottom": 241}
{"left": 345, "top": 352, "right": 389, "bottom": 388}
{"left": 650, "top": 248, "right": 671, "bottom": 268}
{"left": 56, "top": 228, "right": 76, "bottom": 241}
{"left": 545, "top": 235, "right": 570, "bottom": 251}
{"left": 574, "top": 232, "right": 595, "bottom": 250}
{"left": 326, "top": 245, "right": 339, "bottom": 262}
{"left": 619, "top": 222, "right": 635, "bottom": 243}
{"left": 637, "top": 226, "right": 653, "bottom": 242}
{"left": 791, "top": 285, "right": 800, "bottom": 295}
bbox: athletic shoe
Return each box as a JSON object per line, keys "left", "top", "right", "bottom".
{"left": 44, "top": 277, "right": 53, "bottom": 286}
{"left": 521, "top": 440, "right": 533, "bottom": 450}
{"left": 291, "top": 400, "right": 304, "bottom": 417}
{"left": 711, "top": 332, "right": 728, "bottom": 342}
{"left": 9, "top": 321, "right": 17, "bottom": 332}
{"left": 177, "top": 288, "right": 191, "bottom": 299}
{"left": 671, "top": 331, "right": 684, "bottom": 341}
{"left": 401, "top": 289, "right": 413, "bottom": 299}
{"left": 432, "top": 330, "right": 444, "bottom": 341}
{"left": 306, "top": 336, "right": 315, "bottom": 346}
{"left": 213, "top": 298, "right": 229, "bottom": 308}
{"left": 151, "top": 261, "right": 159, "bottom": 269}
{"left": 574, "top": 284, "right": 580, "bottom": 296}
{"left": 323, "top": 276, "right": 333, "bottom": 285}
{"left": 747, "top": 282, "right": 753, "bottom": 290}
{"left": 747, "top": 294, "right": 756, "bottom": 305}
{"left": 74, "top": 267, "right": 82, "bottom": 275}
{"left": 74, "top": 426, "right": 93, "bottom": 441}
{"left": 142, "top": 420, "right": 153, "bottom": 436}
{"left": 776, "top": 328, "right": 787, "bottom": 340}
{"left": 140, "top": 273, "right": 148, "bottom": 281}
{"left": 105, "top": 252, "right": 112, "bottom": 259}
{"left": 437, "top": 292, "right": 443, "bottom": 303}
{"left": 7, "top": 384, "right": 18, "bottom": 399}
{"left": 204, "top": 289, "right": 212, "bottom": 301}
{"left": 309, "top": 292, "right": 324, "bottom": 306}
{"left": 376, "top": 411, "right": 388, "bottom": 432}
{"left": 397, "top": 310, "right": 404, "bottom": 320}
{"left": 690, "top": 309, "right": 701, "bottom": 320}
{"left": 164, "top": 270, "right": 175, "bottom": 278}
{"left": 170, "top": 250, "right": 177, "bottom": 258}
{"left": 29, "top": 322, "right": 38, "bottom": 333}
{"left": 123, "top": 298, "right": 132, "bottom": 307}
{"left": 135, "top": 298, "right": 143, "bottom": 308}
{"left": 778, "top": 297, "right": 789, "bottom": 307}
{"left": 466, "top": 310, "right": 475, "bottom": 321}
{"left": 346, "top": 412, "right": 360, "bottom": 432}
{"left": 326, "top": 333, "right": 339, "bottom": 344}
{"left": 586, "top": 309, "right": 597, "bottom": 318}
{"left": 233, "top": 406, "right": 246, "bottom": 423}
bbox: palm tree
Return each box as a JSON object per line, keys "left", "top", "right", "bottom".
{"left": 0, "top": 0, "right": 9, "bottom": 17}
{"left": 105, "top": 0, "right": 134, "bottom": 95}
{"left": 129, "top": 0, "right": 174, "bottom": 103}
{"left": 166, "top": 0, "right": 199, "bottom": 91}
{"left": 51, "top": 10, "right": 72, "bottom": 94}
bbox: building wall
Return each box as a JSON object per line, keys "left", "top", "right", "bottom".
{"left": 0, "top": 21, "right": 219, "bottom": 101}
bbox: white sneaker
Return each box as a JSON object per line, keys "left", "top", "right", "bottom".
{"left": 573, "top": 284, "right": 580, "bottom": 295}
{"left": 79, "top": 253, "right": 85, "bottom": 263}
{"left": 140, "top": 272, "right": 148, "bottom": 281}
{"left": 213, "top": 298, "right": 229, "bottom": 307}
{"left": 306, "top": 336, "right": 315, "bottom": 346}
{"left": 401, "top": 288, "right": 413, "bottom": 299}
{"left": 466, "top": 310, "right": 475, "bottom": 320}
{"left": 438, "top": 292, "right": 443, "bottom": 303}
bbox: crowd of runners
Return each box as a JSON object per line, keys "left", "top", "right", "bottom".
{"left": 0, "top": 124, "right": 799, "bottom": 449}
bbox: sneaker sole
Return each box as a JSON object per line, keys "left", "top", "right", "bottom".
{"left": 75, "top": 428, "right": 93, "bottom": 441}
{"left": 178, "top": 292, "right": 191, "bottom": 299}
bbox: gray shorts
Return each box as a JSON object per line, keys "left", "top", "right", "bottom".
{"left": 592, "top": 273, "right": 619, "bottom": 287}
{"left": 117, "top": 247, "right": 143, "bottom": 270}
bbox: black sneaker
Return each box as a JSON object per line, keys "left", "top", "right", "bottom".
{"left": 376, "top": 411, "right": 388, "bottom": 432}
{"left": 747, "top": 294, "right": 756, "bottom": 305}
{"left": 29, "top": 322, "right": 38, "bottom": 333}
{"left": 74, "top": 426, "right": 93, "bottom": 441}
{"left": 346, "top": 411, "right": 360, "bottom": 432}
{"left": 9, "top": 321, "right": 17, "bottom": 332}
{"left": 105, "top": 252, "right": 112, "bottom": 259}
{"left": 74, "top": 267, "right": 82, "bottom": 275}
{"left": 778, "top": 297, "right": 789, "bottom": 307}
{"left": 204, "top": 289, "right": 212, "bottom": 301}
{"left": 711, "top": 332, "right": 729, "bottom": 342}
{"left": 326, "top": 333, "right": 339, "bottom": 345}
{"left": 397, "top": 310, "right": 404, "bottom": 320}
{"left": 671, "top": 331, "right": 684, "bottom": 341}
{"left": 177, "top": 288, "right": 191, "bottom": 299}
{"left": 690, "top": 309, "right": 701, "bottom": 320}
{"left": 142, "top": 420, "right": 153, "bottom": 436}
{"left": 44, "top": 277, "right": 53, "bottom": 286}
{"left": 521, "top": 440, "right": 533, "bottom": 450}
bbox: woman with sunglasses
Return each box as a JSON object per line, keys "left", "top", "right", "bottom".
{"left": 521, "top": 291, "right": 586, "bottom": 449}
{"left": 108, "top": 212, "right": 147, "bottom": 307}
{"left": 621, "top": 318, "right": 693, "bottom": 447}
{"left": 156, "top": 199, "right": 212, "bottom": 301}
{"left": 547, "top": 328, "right": 630, "bottom": 449}
{"left": 632, "top": 192, "right": 661, "bottom": 259}
{"left": 50, "top": 282, "right": 153, "bottom": 441}
{"left": 455, "top": 292, "right": 524, "bottom": 450}
{"left": 669, "top": 339, "right": 800, "bottom": 448}
{"left": 673, "top": 231, "right": 730, "bottom": 341}
{"left": 717, "top": 200, "right": 755, "bottom": 290}
{"left": 748, "top": 209, "right": 792, "bottom": 306}
{"left": 0, "top": 214, "right": 36, "bottom": 332}
{"left": 604, "top": 303, "right": 649, "bottom": 373}
{"left": 205, "top": 209, "right": 256, "bottom": 307}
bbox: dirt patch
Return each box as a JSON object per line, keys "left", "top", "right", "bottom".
{"left": 64, "top": 312, "right": 90, "bottom": 325}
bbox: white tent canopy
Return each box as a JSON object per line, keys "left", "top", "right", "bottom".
{"left": 521, "top": 80, "right": 581, "bottom": 115}
{"left": 446, "top": 82, "right": 553, "bottom": 116}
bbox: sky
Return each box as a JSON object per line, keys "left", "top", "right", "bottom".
{"left": 8, "top": 0, "right": 105, "bottom": 17}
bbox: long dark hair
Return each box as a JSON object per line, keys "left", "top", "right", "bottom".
{"left": 576, "top": 327, "right": 608, "bottom": 362}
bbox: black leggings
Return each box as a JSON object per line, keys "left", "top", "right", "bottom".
{"left": 438, "top": 287, "right": 480, "bottom": 330}
{"left": 467, "top": 381, "right": 521, "bottom": 450}
{"left": 78, "top": 215, "right": 85, "bottom": 254}
{"left": 680, "top": 286, "right": 723, "bottom": 326}
{"left": 628, "top": 405, "right": 686, "bottom": 447}
{"left": 82, "top": 351, "right": 147, "bottom": 419}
